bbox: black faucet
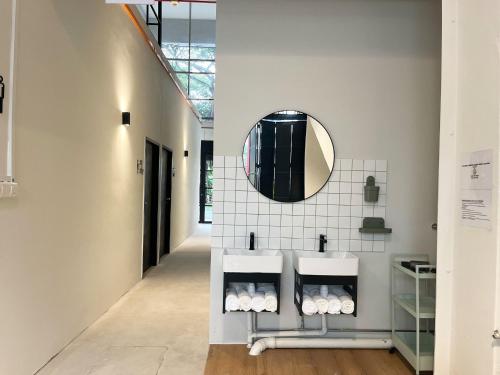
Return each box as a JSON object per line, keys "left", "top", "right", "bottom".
{"left": 249, "top": 232, "right": 255, "bottom": 250}
{"left": 319, "top": 234, "right": 327, "bottom": 252}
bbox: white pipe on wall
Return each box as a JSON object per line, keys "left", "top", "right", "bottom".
{"left": 249, "top": 313, "right": 328, "bottom": 342}
{"left": 249, "top": 337, "right": 393, "bottom": 356}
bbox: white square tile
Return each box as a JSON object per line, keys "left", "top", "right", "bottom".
{"left": 304, "top": 215, "right": 315, "bottom": 227}
{"left": 316, "top": 216, "right": 327, "bottom": 227}
{"left": 351, "top": 194, "right": 363, "bottom": 206}
{"left": 376, "top": 160, "right": 387, "bottom": 172}
{"left": 270, "top": 204, "right": 282, "bottom": 215}
{"left": 340, "top": 159, "right": 353, "bottom": 170}
{"left": 225, "top": 156, "right": 236, "bottom": 168}
{"left": 331, "top": 170, "right": 341, "bottom": 182}
{"left": 212, "top": 202, "right": 222, "bottom": 214}
{"left": 293, "top": 216, "right": 304, "bottom": 227}
{"left": 364, "top": 160, "right": 375, "bottom": 171}
{"left": 327, "top": 227, "right": 338, "bottom": 239}
{"left": 223, "top": 237, "right": 235, "bottom": 248}
{"left": 375, "top": 171, "right": 387, "bottom": 183}
{"left": 339, "top": 205, "right": 350, "bottom": 216}
{"left": 363, "top": 206, "right": 374, "bottom": 217}
{"left": 293, "top": 204, "right": 305, "bottom": 216}
{"left": 258, "top": 215, "right": 270, "bottom": 226}
{"left": 225, "top": 167, "right": 236, "bottom": 179}
{"left": 258, "top": 225, "right": 270, "bottom": 237}
{"left": 304, "top": 239, "right": 315, "bottom": 250}
{"left": 339, "top": 228, "right": 350, "bottom": 239}
{"left": 236, "top": 191, "right": 247, "bottom": 203}
{"left": 257, "top": 237, "right": 269, "bottom": 249}
{"left": 304, "top": 227, "right": 316, "bottom": 238}
{"left": 316, "top": 205, "right": 327, "bottom": 216}
{"left": 316, "top": 193, "right": 328, "bottom": 205}
{"left": 351, "top": 205, "right": 363, "bottom": 217}
{"left": 224, "top": 191, "right": 236, "bottom": 202}
{"left": 236, "top": 179, "right": 248, "bottom": 191}
{"left": 328, "top": 182, "right": 339, "bottom": 194}
{"left": 247, "top": 203, "right": 258, "bottom": 214}
{"left": 340, "top": 182, "right": 351, "bottom": 194}
{"left": 214, "top": 155, "right": 224, "bottom": 168}
{"left": 235, "top": 215, "right": 246, "bottom": 226}
{"left": 282, "top": 204, "right": 293, "bottom": 215}
{"left": 373, "top": 241, "right": 385, "bottom": 252}
{"left": 328, "top": 194, "right": 339, "bottom": 205}
{"left": 236, "top": 168, "right": 247, "bottom": 180}
{"left": 353, "top": 159, "right": 364, "bottom": 170}
{"left": 259, "top": 194, "right": 271, "bottom": 203}
{"left": 378, "top": 195, "right": 386, "bottom": 206}
{"left": 340, "top": 194, "right": 351, "bottom": 206}
{"left": 340, "top": 171, "right": 352, "bottom": 182}
{"left": 329, "top": 240, "right": 339, "bottom": 251}
{"left": 361, "top": 233, "right": 374, "bottom": 241}
{"left": 213, "top": 168, "right": 225, "bottom": 179}
{"left": 305, "top": 205, "right": 316, "bottom": 215}
{"left": 350, "top": 217, "right": 362, "bottom": 229}
{"left": 339, "top": 239, "right": 350, "bottom": 251}
{"left": 352, "top": 171, "right": 364, "bottom": 183}
{"left": 328, "top": 205, "right": 339, "bottom": 217}
{"left": 292, "top": 226, "right": 304, "bottom": 238}
{"left": 362, "top": 240, "right": 373, "bottom": 252}
{"left": 212, "top": 225, "right": 223, "bottom": 236}
{"left": 214, "top": 178, "right": 224, "bottom": 191}
{"left": 315, "top": 227, "right": 327, "bottom": 237}
{"left": 247, "top": 191, "right": 258, "bottom": 202}
{"left": 292, "top": 239, "right": 304, "bottom": 250}
{"left": 212, "top": 236, "right": 222, "bottom": 247}
{"left": 269, "top": 226, "right": 281, "bottom": 237}
{"left": 339, "top": 217, "right": 351, "bottom": 229}
{"left": 269, "top": 215, "right": 280, "bottom": 226}
{"left": 350, "top": 240, "right": 361, "bottom": 252}
{"left": 281, "top": 215, "right": 293, "bottom": 226}
{"left": 224, "top": 202, "right": 235, "bottom": 213}
{"left": 247, "top": 224, "right": 257, "bottom": 233}
{"left": 259, "top": 203, "right": 270, "bottom": 215}
{"left": 281, "top": 238, "right": 292, "bottom": 249}
{"left": 352, "top": 183, "right": 363, "bottom": 195}
{"left": 305, "top": 195, "right": 317, "bottom": 205}
{"left": 225, "top": 179, "right": 236, "bottom": 191}
{"left": 212, "top": 214, "right": 223, "bottom": 225}
{"left": 350, "top": 229, "right": 361, "bottom": 240}
{"left": 223, "top": 225, "right": 235, "bottom": 236}
{"left": 281, "top": 226, "right": 292, "bottom": 237}
{"left": 213, "top": 190, "right": 224, "bottom": 202}
{"left": 234, "top": 237, "right": 246, "bottom": 248}
{"left": 269, "top": 237, "right": 281, "bottom": 249}
{"left": 235, "top": 226, "right": 247, "bottom": 236}
{"left": 374, "top": 207, "right": 386, "bottom": 218}
{"left": 328, "top": 216, "right": 339, "bottom": 227}
{"left": 380, "top": 183, "right": 387, "bottom": 194}
{"left": 247, "top": 214, "right": 258, "bottom": 225}
{"left": 224, "top": 213, "right": 235, "bottom": 224}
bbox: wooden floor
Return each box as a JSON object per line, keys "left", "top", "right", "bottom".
{"left": 205, "top": 345, "right": 417, "bottom": 375}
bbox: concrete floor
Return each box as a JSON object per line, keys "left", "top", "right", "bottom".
{"left": 37, "top": 225, "right": 211, "bottom": 375}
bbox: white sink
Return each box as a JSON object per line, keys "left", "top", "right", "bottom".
{"left": 223, "top": 249, "right": 283, "bottom": 273}
{"left": 293, "top": 251, "right": 359, "bottom": 276}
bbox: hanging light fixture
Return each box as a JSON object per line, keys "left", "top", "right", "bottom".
{"left": 170, "top": 0, "right": 179, "bottom": 5}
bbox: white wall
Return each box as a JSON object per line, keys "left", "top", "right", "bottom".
{"left": 435, "top": 0, "right": 500, "bottom": 373}
{"left": 211, "top": 0, "right": 441, "bottom": 343}
{"left": 0, "top": 1, "right": 201, "bottom": 374}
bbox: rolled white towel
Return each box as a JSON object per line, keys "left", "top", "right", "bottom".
{"left": 302, "top": 294, "right": 318, "bottom": 316}
{"left": 326, "top": 294, "right": 341, "bottom": 314}
{"left": 264, "top": 290, "right": 278, "bottom": 312}
{"left": 225, "top": 287, "right": 240, "bottom": 312}
{"left": 313, "top": 294, "right": 329, "bottom": 314}
{"left": 251, "top": 291, "right": 266, "bottom": 312}
{"left": 329, "top": 286, "right": 355, "bottom": 315}
{"left": 235, "top": 285, "right": 252, "bottom": 311}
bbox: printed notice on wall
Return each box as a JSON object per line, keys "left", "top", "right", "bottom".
{"left": 461, "top": 149, "right": 493, "bottom": 229}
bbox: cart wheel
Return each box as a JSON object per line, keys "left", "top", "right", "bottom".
{"left": 389, "top": 347, "right": 396, "bottom": 354}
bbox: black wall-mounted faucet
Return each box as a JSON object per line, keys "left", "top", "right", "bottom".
{"left": 319, "top": 234, "right": 327, "bottom": 252}
{"left": 249, "top": 232, "right": 255, "bottom": 250}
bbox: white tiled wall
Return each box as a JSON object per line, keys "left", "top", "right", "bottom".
{"left": 212, "top": 156, "right": 388, "bottom": 252}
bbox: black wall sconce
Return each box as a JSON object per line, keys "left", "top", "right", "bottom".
{"left": 184, "top": 150, "right": 189, "bottom": 157}
{"left": 122, "top": 112, "right": 131, "bottom": 127}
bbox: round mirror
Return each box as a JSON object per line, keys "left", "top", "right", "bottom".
{"left": 242, "top": 110, "right": 335, "bottom": 203}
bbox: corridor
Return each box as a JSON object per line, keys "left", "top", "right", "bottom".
{"left": 37, "top": 227, "right": 211, "bottom": 375}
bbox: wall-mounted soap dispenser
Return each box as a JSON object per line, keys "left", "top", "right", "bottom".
{"left": 364, "top": 176, "right": 380, "bottom": 202}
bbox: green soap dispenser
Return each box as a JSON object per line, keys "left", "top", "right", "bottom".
{"left": 364, "top": 176, "right": 380, "bottom": 202}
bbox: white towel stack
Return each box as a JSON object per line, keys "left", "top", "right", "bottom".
{"left": 225, "top": 287, "right": 240, "bottom": 312}
{"left": 301, "top": 293, "right": 319, "bottom": 316}
{"left": 257, "top": 283, "right": 278, "bottom": 312}
{"left": 326, "top": 294, "right": 342, "bottom": 314}
{"left": 329, "top": 286, "right": 355, "bottom": 315}
{"left": 225, "top": 283, "right": 278, "bottom": 312}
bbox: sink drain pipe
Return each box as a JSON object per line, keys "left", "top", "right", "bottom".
{"left": 247, "top": 312, "right": 392, "bottom": 355}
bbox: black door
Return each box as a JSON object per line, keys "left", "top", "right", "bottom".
{"left": 159, "top": 147, "right": 173, "bottom": 258}
{"left": 199, "top": 141, "right": 213, "bottom": 223}
{"left": 143, "top": 140, "right": 160, "bottom": 274}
